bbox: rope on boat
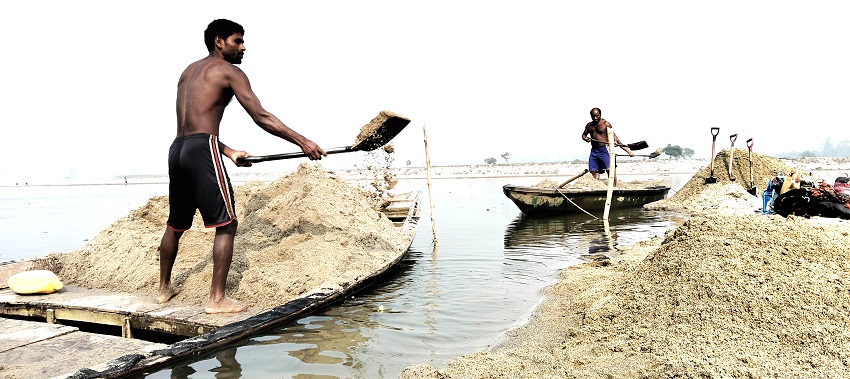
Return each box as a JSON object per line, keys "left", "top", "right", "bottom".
{"left": 555, "top": 189, "right": 598, "bottom": 219}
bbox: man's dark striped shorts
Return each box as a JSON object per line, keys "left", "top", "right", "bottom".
{"left": 166, "top": 133, "right": 236, "bottom": 231}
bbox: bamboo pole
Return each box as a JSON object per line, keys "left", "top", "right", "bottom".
{"left": 423, "top": 123, "right": 438, "bottom": 243}
{"left": 603, "top": 127, "right": 615, "bottom": 220}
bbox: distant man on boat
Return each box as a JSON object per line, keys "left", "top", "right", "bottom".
{"left": 157, "top": 19, "right": 327, "bottom": 313}
{"left": 581, "top": 107, "right": 634, "bottom": 180}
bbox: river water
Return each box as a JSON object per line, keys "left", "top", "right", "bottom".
{"left": 0, "top": 174, "right": 691, "bottom": 378}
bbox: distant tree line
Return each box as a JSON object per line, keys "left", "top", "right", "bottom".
{"left": 662, "top": 144, "right": 694, "bottom": 158}
{"left": 658, "top": 138, "right": 850, "bottom": 159}
{"left": 501, "top": 152, "right": 511, "bottom": 163}
{"left": 483, "top": 152, "right": 512, "bottom": 165}
{"left": 794, "top": 138, "right": 850, "bottom": 158}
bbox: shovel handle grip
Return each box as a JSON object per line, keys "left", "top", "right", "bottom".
{"left": 711, "top": 127, "right": 719, "bottom": 138}
{"left": 236, "top": 146, "right": 353, "bottom": 164}
{"left": 730, "top": 134, "right": 737, "bottom": 144}
{"left": 746, "top": 138, "right": 753, "bottom": 150}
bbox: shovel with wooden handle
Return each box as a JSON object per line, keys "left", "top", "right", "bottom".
{"left": 728, "top": 134, "right": 738, "bottom": 181}
{"left": 557, "top": 169, "right": 589, "bottom": 188}
{"left": 705, "top": 127, "right": 719, "bottom": 184}
{"left": 746, "top": 138, "right": 757, "bottom": 196}
{"left": 237, "top": 111, "right": 410, "bottom": 164}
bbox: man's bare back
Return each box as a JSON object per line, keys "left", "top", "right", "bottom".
{"left": 175, "top": 57, "right": 237, "bottom": 138}
{"left": 172, "top": 31, "right": 324, "bottom": 160}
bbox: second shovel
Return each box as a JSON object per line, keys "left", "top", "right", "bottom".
{"left": 746, "top": 138, "right": 757, "bottom": 196}
{"left": 728, "top": 134, "right": 738, "bottom": 181}
{"left": 706, "top": 127, "right": 719, "bottom": 184}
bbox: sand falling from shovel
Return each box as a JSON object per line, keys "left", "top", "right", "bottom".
{"left": 353, "top": 110, "right": 407, "bottom": 147}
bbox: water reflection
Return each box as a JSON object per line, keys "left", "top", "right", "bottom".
{"left": 150, "top": 254, "right": 421, "bottom": 379}
{"left": 423, "top": 243, "right": 440, "bottom": 336}
{"left": 503, "top": 208, "right": 685, "bottom": 263}
{"left": 167, "top": 347, "right": 241, "bottom": 379}
{"left": 588, "top": 219, "right": 616, "bottom": 258}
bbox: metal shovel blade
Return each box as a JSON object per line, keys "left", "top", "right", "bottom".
{"left": 626, "top": 140, "right": 649, "bottom": 150}
{"left": 350, "top": 111, "right": 411, "bottom": 151}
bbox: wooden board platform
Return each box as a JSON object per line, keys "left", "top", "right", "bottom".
{"left": 0, "top": 318, "right": 167, "bottom": 379}
{"left": 0, "top": 284, "right": 259, "bottom": 338}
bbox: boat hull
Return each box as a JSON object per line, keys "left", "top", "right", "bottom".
{"left": 0, "top": 192, "right": 421, "bottom": 379}
{"left": 502, "top": 184, "right": 670, "bottom": 216}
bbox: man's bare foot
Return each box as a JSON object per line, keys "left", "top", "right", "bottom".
{"left": 205, "top": 296, "right": 248, "bottom": 314}
{"left": 157, "top": 286, "right": 182, "bottom": 304}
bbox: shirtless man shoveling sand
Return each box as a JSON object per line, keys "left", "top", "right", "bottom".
{"left": 157, "top": 19, "right": 326, "bottom": 313}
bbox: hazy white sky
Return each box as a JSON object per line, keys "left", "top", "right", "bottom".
{"left": 2, "top": 1, "right": 848, "bottom": 182}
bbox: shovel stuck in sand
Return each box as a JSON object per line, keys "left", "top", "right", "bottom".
{"left": 706, "top": 127, "right": 719, "bottom": 184}
{"left": 746, "top": 138, "right": 757, "bottom": 196}
{"left": 728, "top": 134, "right": 738, "bottom": 181}
{"left": 237, "top": 111, "right": 411, "bottom": 164}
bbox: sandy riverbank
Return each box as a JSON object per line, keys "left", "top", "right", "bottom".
{"left": 400, "top": 150, "right": 850, "bottom": 378}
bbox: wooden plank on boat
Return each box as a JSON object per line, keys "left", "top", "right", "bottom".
{"left": 382, "top": 192, "right": 419, "bottom": 220}
{"left": 0, "top": 285, "right": 263, "bottom": 337}
{"left": 0, "top": 318, "right": 166, "bottom": 379}
{"left": 0, "top": 318, "right": 76, "bottom": 352}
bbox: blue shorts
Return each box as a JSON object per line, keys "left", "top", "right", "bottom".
{"left": 166, "top": 134, "right": 237, "bottom": 231}
{"left": 588, "top": 146, "right": 610, "bottom": 173}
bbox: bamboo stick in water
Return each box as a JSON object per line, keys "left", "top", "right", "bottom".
{"left": 423, "top": 123, "right": 439, "bottom": 243}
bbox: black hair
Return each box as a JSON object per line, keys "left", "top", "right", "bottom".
{"left": 204, "top": 19, "right": 245, "bottom": 51}
{"left": 590, "top": 107, "right": 601, "bottom": 116}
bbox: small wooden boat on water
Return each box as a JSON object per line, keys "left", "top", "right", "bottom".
{"left": 0, "top": 192, "right": 420, "bottom": 379}
{"left": 502, "top": 184, "right": 671, "bottom": 216}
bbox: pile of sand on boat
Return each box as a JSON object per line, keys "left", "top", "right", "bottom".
{"left": 51, "top": 163, "right": 409, "bottom": 311}
{"left": 402, "top": 150, "right": 850, "bottom": 378}
{"left": 532, "top": 173, "right": 668, "bottom": 190}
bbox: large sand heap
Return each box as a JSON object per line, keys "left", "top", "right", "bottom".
{"left": 53, "top": 163, "right": 409, "bottom": 311}
{"left": 668, "top": 148, "right": 796, "bottom": 204}
{"left": 646, "top": 148, "right": 799, "bottom": 215}
{"left": 402, "top": 153, "right": 850, "bottom": 378}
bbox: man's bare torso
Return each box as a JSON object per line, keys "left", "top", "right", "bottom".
{"left": 175, "top": 56, "right": 237, "bottom": 137}
{"left": 585, "top": 118, "right": 611, "bottom": 148}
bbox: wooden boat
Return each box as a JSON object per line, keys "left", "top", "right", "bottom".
{"left": 502, "top": 184, "right": 670, "bottom": 216}
{"left": 0, "top": 192, "right": 420, "bottom": 379}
